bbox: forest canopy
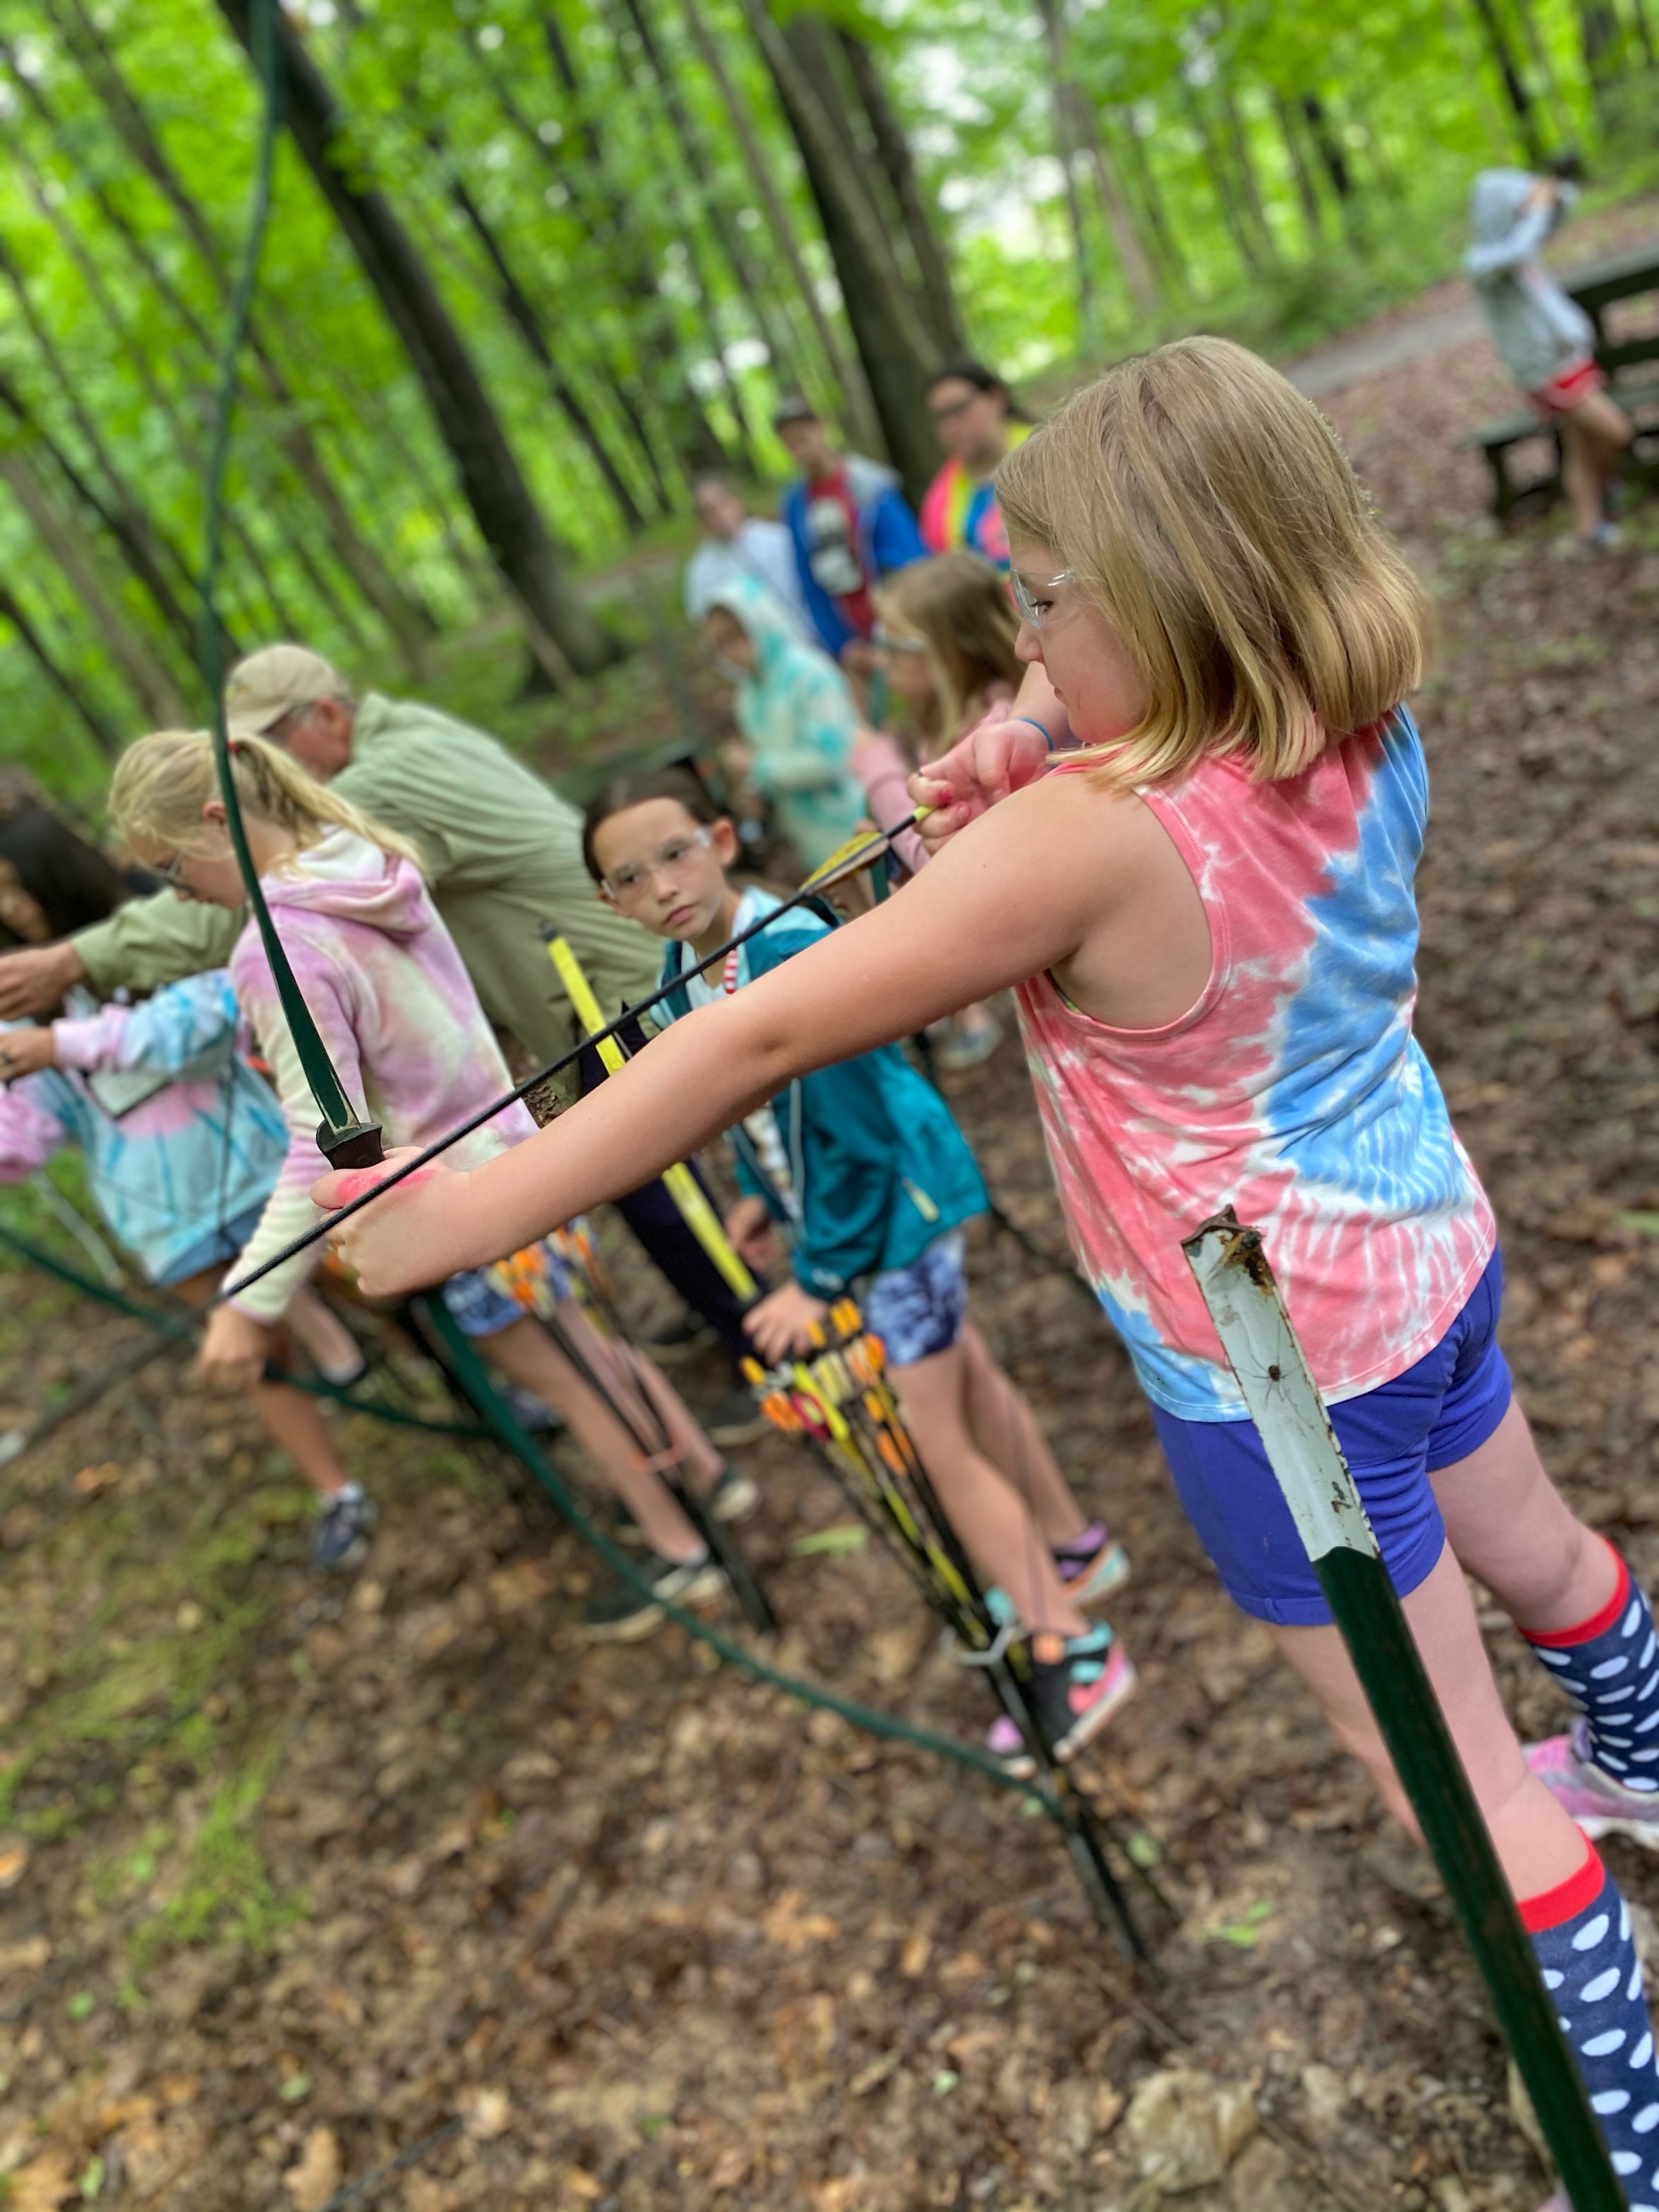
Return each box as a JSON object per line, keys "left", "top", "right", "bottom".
{"left": 0, "top": 0, "right": 1654, "bottom": 804}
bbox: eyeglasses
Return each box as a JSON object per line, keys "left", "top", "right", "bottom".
{"left": 1009, "top": 567, "right": 1076, "bottom": 631}
{"left": 157, "top": 850, "right": 190, "bottom": 888}
{"left": 928, "top": 392, "right": 979, "bottom": 425}
{"left": 872, "top": 629, "right": 928, "bottom": 656}
{"left": 602, "top": 827, "right": 715, "bottom": 898}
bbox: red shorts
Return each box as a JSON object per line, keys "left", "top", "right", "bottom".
{"left": 1528, "top": 357, "right": 1606, "bottom": 420}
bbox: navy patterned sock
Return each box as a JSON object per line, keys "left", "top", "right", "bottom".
{"left": 1524, "top": 1546, "right": 1659, "bottom": 1792}
{"left": 1524, "top": 1847, "right": 1659, "bottom": 2201}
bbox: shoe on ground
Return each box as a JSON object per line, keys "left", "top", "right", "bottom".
{"left": 707, "top": 1463, "right": 760, "bottom": 1523}
{"left": 311, "top": 1482, "right": 376, "bottom": 1570}
{"left": 580, "top": 1550, "right": 725, "bottom": 1641}
{"left": 934, "top": 1009, "right": 1002, "bottom": 1074}
{"left": 986, "top": 1632, "right": 1137, "bottom": 1779}
{"left": 315, "top": 1344, "right": 369, "bottom": 1389}
{"left": 701, "top": 1386, "right": 771, "bottom": 1449}
{"left": 607, "top": 1462, "right": 759, "bottom": 1548}
{"left": 1055, "top": 1524, "right": 1131, "bottom": 1609}
{"left": 647, "top": 1309, "right": 718, "bottom": 1364}
{"left": 1526, "top": 1717, "right": 1659, "bottom": 1848}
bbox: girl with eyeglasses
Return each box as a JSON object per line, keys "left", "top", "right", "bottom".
{"left": 867, "top": 552, "right": 1024, "bottom": 1070}
{"left": 575, "top": 762, "right": 1135, "bottom": 1770}
{"left": 318, "top": 338, "right": 1659, "bottom": 2190}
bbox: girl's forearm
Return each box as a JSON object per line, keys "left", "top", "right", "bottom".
{"left": 456, "top": 1000, "right": 793, "bottom": 1265}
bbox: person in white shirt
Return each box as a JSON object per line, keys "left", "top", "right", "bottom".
{"left": 682, "top": 475, "right": 812, "bottom": 639}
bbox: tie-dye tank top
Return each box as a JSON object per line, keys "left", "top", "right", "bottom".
{"left": 1014, "top": 707, "right": 1496, "bottom": 1421}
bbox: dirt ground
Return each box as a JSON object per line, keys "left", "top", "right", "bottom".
{"left": 4, "top": 270, "right": 1659, "bottom": 2212}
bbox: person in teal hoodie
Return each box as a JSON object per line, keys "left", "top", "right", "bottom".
{"left": 580, "top": 764, "right": 1136, "bottom": 1768}
{"left": 698, "top": 574, "right": 869, "bottom": 873}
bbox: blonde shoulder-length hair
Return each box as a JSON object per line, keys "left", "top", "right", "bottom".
{"left": 873, "top": 551, "right": 1023, "bottom": 750}
{"left": 110, "top": 729, "right": 424, "bottom": 872}
{"left": 994, "top": 335, "right": 1430, "bottom": 787}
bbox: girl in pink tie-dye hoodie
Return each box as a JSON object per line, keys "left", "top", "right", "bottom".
{"left": 107, "top": 730, "right": 742, "bottom": 1622}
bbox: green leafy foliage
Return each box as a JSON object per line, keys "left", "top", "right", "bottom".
{"left": 0, "top": 0, "right": 1654, "bottom": 797}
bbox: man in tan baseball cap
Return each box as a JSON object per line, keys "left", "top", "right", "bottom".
{"left": 223, "top": 644, "right": 348, "bottom": 737}
{"left": 0, "top": 640, "right": 769, "bottom": 1443}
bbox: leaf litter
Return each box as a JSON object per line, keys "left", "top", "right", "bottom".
{"left": 1, "top": 323, "right": 1657, "bottom": 2208}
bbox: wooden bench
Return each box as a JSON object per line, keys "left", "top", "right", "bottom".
{"left": 1463, "top": 240, "right": 1659, "bottom": 523}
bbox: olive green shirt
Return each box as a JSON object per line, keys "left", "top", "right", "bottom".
{"left": 73, "top": 692, "right": 659, "bottom": 1084}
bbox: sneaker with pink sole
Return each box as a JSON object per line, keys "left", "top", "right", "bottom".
{"left": 986, "top": 1630, "right": 1137, "bottom": 1779}
{"left": 1527, "top": 1718, "right": 1659, "bottom": 1848}
{"left": 1053, "top": 1521, "right": 1131, "bottom": 1610}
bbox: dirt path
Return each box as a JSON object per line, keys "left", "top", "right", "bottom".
{"left": 2, "top": 315, "right": 1659, "bottom": 2212}
{"left": 1288, "top": 298, "right": 1487, "bottom": 399}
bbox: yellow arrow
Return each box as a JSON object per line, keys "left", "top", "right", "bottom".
{"left": 547, "top": 934, "right": 759, "bottom": 1304}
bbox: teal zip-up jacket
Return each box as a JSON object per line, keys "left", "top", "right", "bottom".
{"left": 653, "top": 891, "right": 987, "bottom": 1296}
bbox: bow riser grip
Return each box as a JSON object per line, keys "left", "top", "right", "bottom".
{"left": 318, "top": 1121, "right": 386, "bottom": 1171}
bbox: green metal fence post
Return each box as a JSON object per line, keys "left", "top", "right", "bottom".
{"left": 1182, "top": 1210, "right": 1623, "bottom": 2212}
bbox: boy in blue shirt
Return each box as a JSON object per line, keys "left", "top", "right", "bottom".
{"left": 580, "top": 766, "right": 1133, "bottom": 1765}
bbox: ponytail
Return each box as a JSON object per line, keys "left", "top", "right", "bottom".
{"left": 110, "top": 729, "right": 424, "bottom": 872}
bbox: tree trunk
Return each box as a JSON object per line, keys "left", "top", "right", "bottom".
{"left": 740, "top": 0, "right": 941, "bottom": 499}
{"left": 0, "top": 347, "right": 208, "bottom": 663}
{"left": 217, "top": 0, "right": 617, "bottom": 683}
{"left": 1030, "top": 0, "right": 1100, "bottom": 341}
{"left": 1628, "top": 0, "right": 1658, "bottom": 71}
{"left": 1465, "top": 0, "right": 1548, "bottom": 161}
{"left": 8, "top": 137, "right": 396, "bottom": 660}
{"left": 41, "top": 0, "right": 437, "bottom": 666}
{"left": 836, "top": 30, "right": 969, "bottom": 356}
{"left": 677, "top": 0, "right": 880, "bottom": 449}
{"left": 1180, "top": 76, "right": 1265, "bottom": 278}
{"left": 0, "top": 583, "right": 121, "bottom": 759}
{"left": 0, "top": 451, "right": 190, "bottom": 726}
{"left": 1272, "top": 91, "right": 1325, "bottom": 245}
{"left": 531, "top": 5, "right": 731, "bottom": 479}
{"left": 1576, "top": 0, "right": 1624, "bottom": 106}
{"left": 433, "top": 143, "right": 648, "bottom": 531}
{"left": 1073, "top": 95, "right": 1161, "bottom": 314}
{"left": 623, "top": 0, "right": 805, "bottom": 400}
{"left": 609, "top": 0, "right": 761, "bottom": 473}
{"left": 1216, "top": 81, "right": 1282, "bottom": 269}
{"left": 1299, "top": 94, "right": 1355, "bottom": 205}
{"left": 1114, "top": 110, "right": 1189, "bottom": 287}
{"left": 449, "top": 35, "right": 679, "bottom": 511}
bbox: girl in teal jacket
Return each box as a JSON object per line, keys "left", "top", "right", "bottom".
{"left": 699, "top": 575, "right": 869, "bottom": 872}
{"left": 580, "top": 765, "right": 1135, "bottom": 1767}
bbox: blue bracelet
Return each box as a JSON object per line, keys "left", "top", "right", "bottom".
{"left": 1013, "top": 716, "right": 1052, "bottom": 743}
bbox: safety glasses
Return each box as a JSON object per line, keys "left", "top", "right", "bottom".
{"left": 602, "top": 826, "right": 715, "bottom": 899}
{"left": 1008, "top": 566, "right": 1076, "bottom": 630}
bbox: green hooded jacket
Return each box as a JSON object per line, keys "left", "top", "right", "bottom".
{"left": 72, "top": 692, "right": 659, "bottom": 1084}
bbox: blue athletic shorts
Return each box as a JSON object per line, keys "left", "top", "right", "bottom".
{"left": 159, "top": 1201, "right": 270, "bottom": 1288}
{"left": 861, "top": 1231, "right": 969, "bottom": 1368}
{"left": 441, "top": 1239, "right": 575, "bottom": 1340}
{"left": 1152, "top": 1247, "right": 1513, "bottom": 1626}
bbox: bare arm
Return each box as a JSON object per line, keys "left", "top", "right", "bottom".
{"left": 314, "top": 775, "right": 1142, "bottom": 1293}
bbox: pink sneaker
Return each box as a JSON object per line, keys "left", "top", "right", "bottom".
{"left": 1527, "top": 1719, "right": 1659, "bottom": 1848}
{"left": 986, "top": 1635, "right": 1137, "bottom": 1779}
{"left": 1056, "top": 1526, "right": 1132, "bottom": 1610}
